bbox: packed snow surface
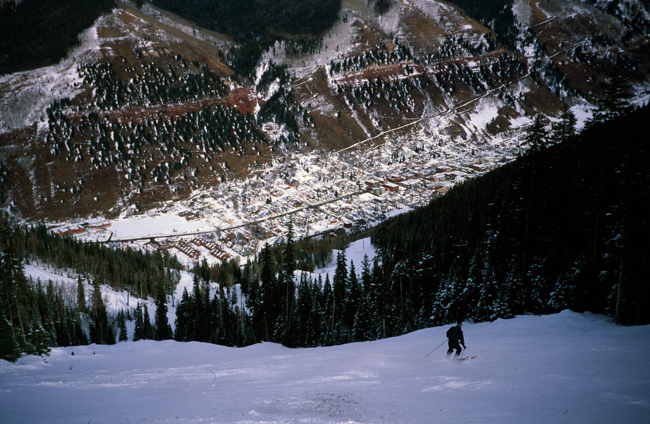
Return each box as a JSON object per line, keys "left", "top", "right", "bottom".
{"left": 1, "top": 311, "right": 648, "bottom": 423}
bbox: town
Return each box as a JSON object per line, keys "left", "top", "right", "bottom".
{"left": 51, "top": 121, "right": 522, "bottom": 265}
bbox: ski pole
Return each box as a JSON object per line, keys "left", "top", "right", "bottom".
{"left": 425, "top": 340, "right": 447, "bottom": 358}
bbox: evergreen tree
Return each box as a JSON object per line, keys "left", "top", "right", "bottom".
{"left": 550, "top": 107, "right": 577, "bottom": 145}
{"left": 293, "top": 274, "right": 311, "bottom": 346}
{"left": 244, "top": 278, "right": 261, "bottom": 341}
{"left": 344, "top": 261, "right": 361, "bottom": 335}
{"left": 361, "top": 254, "right": 372, "bottom": 292}
{"left": 71, "top": 311, "right": 88, "bottom": 346}
{"left": 191, "top": 275, "right": 206, "bottom": 341}
{"left": 0, "top": 307, "right": 20, "bottom": 362}
{"left": 143, "top": 304, "right": 153, "bottom": 340}
{"left": 154, "top": 281, "right": 172, "bottom": 340}
{"left": 0, "top": 240, "right": 29, "bottom": 349}
{"left": 26, "top": 316, "right": 53, "bottom": 356}
{"left": 89, "top": 280, "right": 113, "bottom": 344}
{"left": 281, "top": 221, "right": 296, "bottom": 344}
{"left": 390, "top": 259, "right": 412, "bottom": 329}
{"left": 352, "top": 295, "right": 372, "bottom": 341}
{"left": 76, "top": 275, "right": 86, "bottom": 313}
{"left": 133, "top": 303, "right": 144, "bottom": 341}
{"left": 322, "top": 274, "right": 334, "bottom": 345}
{"left": 117, "top": 310, "right": 128, "bottom": 342}
{"left": 332, "top": 250, "right": 348, "bottom": 338}
{"left": 259, "top": 244, "right": 279, "bottom": 341}
{"left": 595, "top": 74, "right": 632, "bottom": 122}
{"left": 174, "top": 287, "right": 192, "bottom": 342}
{"left": 524, "top": 115, "right": 548, "bottom": 153}
{"left": 34, "top": 282, "right": 53, "bottom": 342}
{"left": 369, "top": 256, "right": 387, "bottom": 339}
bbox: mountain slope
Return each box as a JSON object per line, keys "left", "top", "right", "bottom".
{"left": 1, "top": 0, "right": 649, "bottom": 223}
{"left": 1, "top": 311, "right": 649, "bottom": 423}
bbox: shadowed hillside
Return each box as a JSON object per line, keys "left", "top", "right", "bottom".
{"left": 372, "top": 105, "right": 650, "bottom": 326}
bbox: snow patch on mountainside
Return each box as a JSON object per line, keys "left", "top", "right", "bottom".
{"left": 512, "top": 0, "right": 534, "bottom": 26}
{"left": 0, "top": 14, "right": 106, "bottom": 134}
{"left": 265, "top": 11, "right": 360, "bottom": 78}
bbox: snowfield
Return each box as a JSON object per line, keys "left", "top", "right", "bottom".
{"left": 1, "top": 311, "right": 648, "bottom": 423}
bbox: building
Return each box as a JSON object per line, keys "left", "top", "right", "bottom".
{"left": 286, "top": 179, "right": 300, "bottom": 188}
{"left": 383, "top": 183, "right": 399, "bottom": 192}
{"left": 57, "top": 227, "right": 85, "bottom": 236}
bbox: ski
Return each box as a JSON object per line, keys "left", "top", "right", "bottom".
{"left": 459, "top": 355, "right": 477, "bottom": 361}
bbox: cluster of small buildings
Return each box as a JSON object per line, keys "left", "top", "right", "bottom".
{"left": 190, "top": 238, "right": 231, "bottom": 261}
{"left": 53, "top": 130, "right": 522, "bottom": 265}
{"left": 158, "top": 134, "right": 521, "bottom": 262}
{"left": 150, "top": 236, "right": 232, "bottom": 262}
{"left": 174, "top": 240, "right": 201, "bottom": 259}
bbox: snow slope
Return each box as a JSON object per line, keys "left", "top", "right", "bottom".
{"left": 1, "top": 311, "right": 648, "bottom": 423}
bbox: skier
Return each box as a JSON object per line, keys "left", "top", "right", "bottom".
{"left": 446, "top": 321, "right": 466, "bottom": 358}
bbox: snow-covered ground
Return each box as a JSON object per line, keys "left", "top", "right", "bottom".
{"left": 8, "top": 241, "right": 650, "bottom": 423}
{"left": 1, "top": 311, "right": 648, "bottom": 423}
{"left": 108, "top": 213, "right": 216, "bottom": 240}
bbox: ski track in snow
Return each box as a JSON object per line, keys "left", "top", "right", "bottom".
{"left": 1, "top": 311, "right": 649, "bottom": 423}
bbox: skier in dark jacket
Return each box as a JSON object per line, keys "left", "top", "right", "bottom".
{"left": 446, "top": 321, "right": 466, "bottom": 358}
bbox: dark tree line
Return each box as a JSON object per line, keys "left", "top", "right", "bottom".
{"left": 372, "top": 105, "right": 650, "bottom": 326}
{"left": 0, "top": 0, "right": 114, "bottom": 75}
{"left": 175, "top": 222, "right": 409, "bottom": 348}
{"left": 444, "top": 0, "right": 518, "bottom": 49}
{"left": 190, "top": 230, "right": 344, "bottom": 291}
{"left": 150, "top": 0, "right": 341, "bottom": 44}
{"left": 0, "top": 237, "right": 88, "bottom": 362}
{"left": 0, "top": 218, "right": 182, "bottom": 361}
{"left": 151, "top": 0, "right": 340, "bottom": 79}
{"left": 0, "top": 220, "right": 182, "bottom": 299}
{"left": 174, "top": 274, "right": 253, "bottom": 346}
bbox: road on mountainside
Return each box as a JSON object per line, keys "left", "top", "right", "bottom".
{"left": 334, "top": 67, "right": 532, "bottom": 154}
